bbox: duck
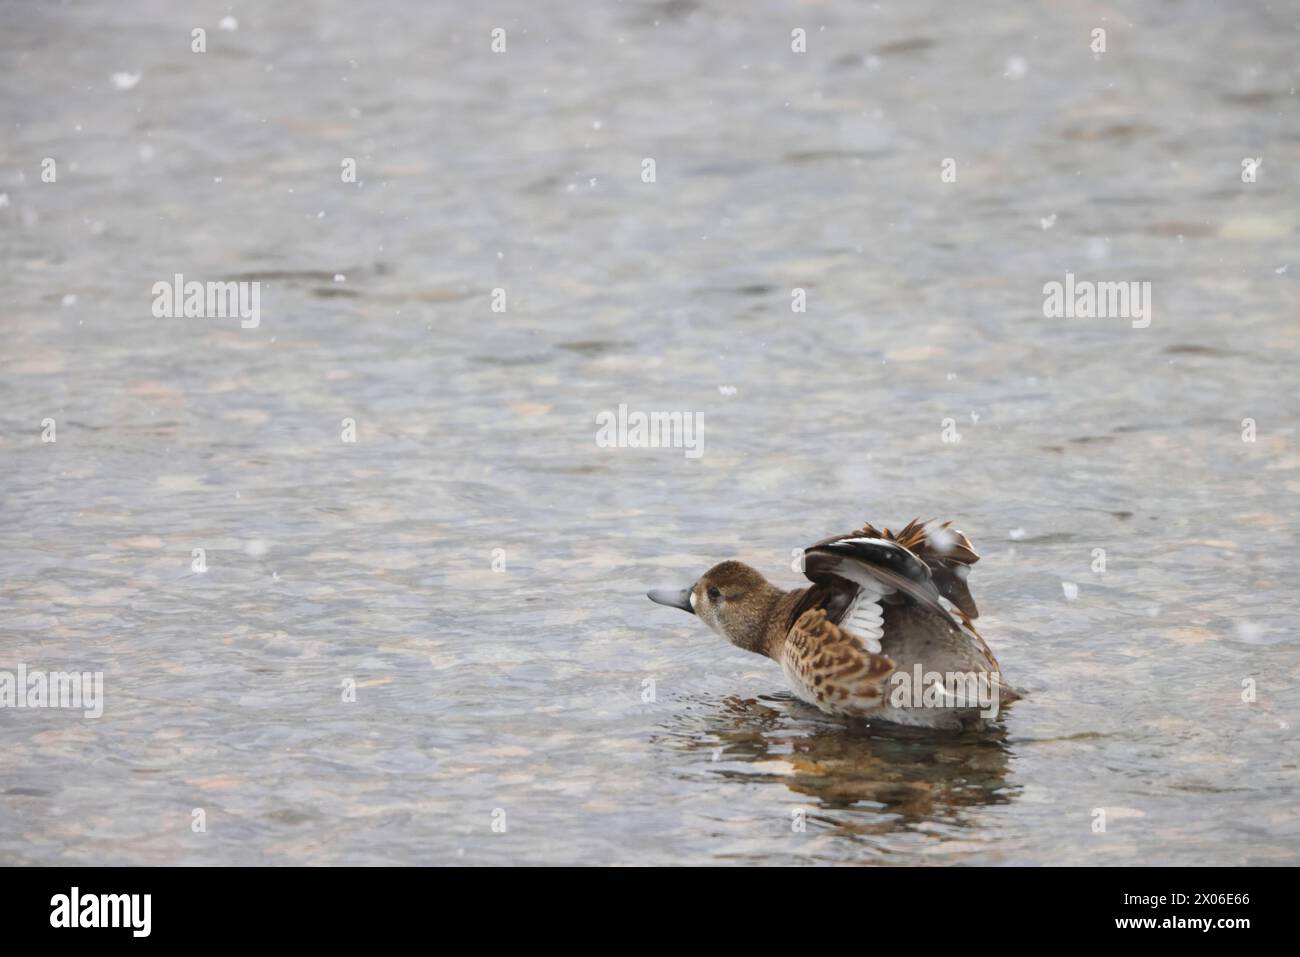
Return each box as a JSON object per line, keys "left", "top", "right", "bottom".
{"left": 647, "top": 519, "right": 1018, "bottom": 729}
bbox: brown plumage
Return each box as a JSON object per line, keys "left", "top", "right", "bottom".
{"left": 781, "top": 608, "right": 894, "bottom": 714}
{"left": 647, "top": 518, "right": 1018, "bottom": 729}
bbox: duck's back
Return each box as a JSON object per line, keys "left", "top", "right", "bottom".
{"left": 774, "top": 518, "right": 1016, "bottom": 726}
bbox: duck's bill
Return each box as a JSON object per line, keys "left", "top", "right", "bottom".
{"left": 646, "top": 586, "right": 695, "bottom": 614}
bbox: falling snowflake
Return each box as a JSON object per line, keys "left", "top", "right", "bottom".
{"left": 926, "top": 525, "right": 956, "bottom": 553}
{"left": 110, "top": 72, "right": 142, "bottom": 91}
{"left": 1235, "top": 621, "right": 1266, "bottom": 643}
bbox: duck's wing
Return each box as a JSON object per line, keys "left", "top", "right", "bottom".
{"left": 802, "top": 519, "right": 982, "bottom": 629}
{"left": 780, "top": 608, "right": 895, "bottom": 715}
{"left": 803, "top": 521, "right": 956, "bottom": 628}
{"left": 913, "top": 520, "right": 981, "bottom": 621}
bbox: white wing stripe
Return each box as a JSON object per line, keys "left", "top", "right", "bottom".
{"left": 840, "top": 584, "right": 886, "bottom": 650}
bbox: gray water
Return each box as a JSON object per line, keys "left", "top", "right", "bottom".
{"left": 2, "top": 1, "right": 1298, "bottom": 865}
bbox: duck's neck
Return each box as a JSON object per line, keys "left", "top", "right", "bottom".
{"left": 750, "top": 588, "right": 803, "bottom": 659}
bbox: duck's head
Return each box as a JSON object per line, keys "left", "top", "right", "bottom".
{"left": 647, "top": 560, "right": 780, "bottom": 654}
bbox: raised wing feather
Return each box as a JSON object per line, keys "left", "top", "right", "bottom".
{"left": 803, "top": 519, "right": 982, "bottom": 627}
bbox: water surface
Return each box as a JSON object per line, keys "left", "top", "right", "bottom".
{"left": 1, "top": 0, "right": 1298, "bottom": 864}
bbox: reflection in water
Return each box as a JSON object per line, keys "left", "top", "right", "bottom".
{"left": 658, "top": 694, "right": 1016, "bottom": 845}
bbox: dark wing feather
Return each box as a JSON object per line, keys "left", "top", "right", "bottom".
{"left": 803, "top": 536, "right": 958, "bottom": 627}
{"left": 930, "top": 562, "right": 978, "bottom": 620}
{"left": 919, "top": 522, "right": 981, "bottom": 620}
{"left": 784, "top": 581, "right": 854, "bottom": 634}
{"left": 803, "top": 519, "right": 985, "bottom": 627}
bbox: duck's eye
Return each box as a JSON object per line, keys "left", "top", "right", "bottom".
{"left": 707, "top": 586, "right": 722, "bottom": 601}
